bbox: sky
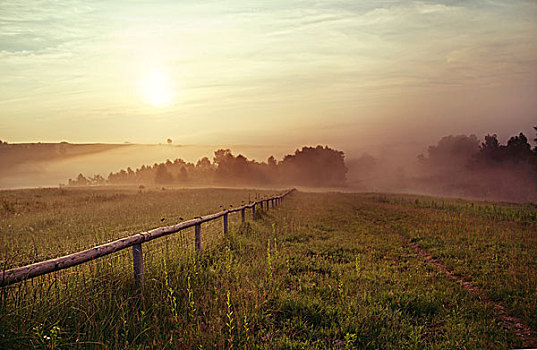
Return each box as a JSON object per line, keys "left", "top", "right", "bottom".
{"left": 1, "top": 0, "right": 536, "bottom": 155}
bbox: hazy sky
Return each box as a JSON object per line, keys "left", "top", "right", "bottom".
{"left": 1, "top": 0, "right": 536, "bottom": 154}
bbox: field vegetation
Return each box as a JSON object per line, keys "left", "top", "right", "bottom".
{"left": 0, "top": 187, "right": 278, "bottom": 269}
{"left": 1, "top": 188, "right": 536, "bottom": 349}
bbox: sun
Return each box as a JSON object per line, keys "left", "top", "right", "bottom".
{"left": 138, "top": 69, "right": 175, "bottom": 108}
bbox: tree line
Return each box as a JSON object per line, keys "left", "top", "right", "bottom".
{"left": 419, "top": 127, "right": 537, "bottom": 172}
{"left": 416, "top": 126, "right": 537, "bottom": 201}
{"left": 68, "top": 145, "right": 348, "bottom": 188}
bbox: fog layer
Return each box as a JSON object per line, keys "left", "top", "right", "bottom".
{"left": 347, "top": 130, "right": 537, "bottom": 202}
{"left": 2, "top": 128, "right": 536, "bottom": 203}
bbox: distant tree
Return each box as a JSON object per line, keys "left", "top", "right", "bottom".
{"left": 89, "top": 174, "right": 106, "bottom": 185}
{"left": 67, "top": 145, "right": 349, "bottom": 188}
{"left": 267, "top": 156, "right": 277, "bottom": 167}
{"left": 478, "top": 134, "right": 501, "bottom": 163}
{"left": 533, "top": 126, "right": 537, "bottom": 153}
{"left": 77, "top": 173, "right": 88, "bottom": 185}
{"left": 196, "top": 157, "right": 212, "bottom": 169}
{"left": 155, "top": 164, "right": 174, "bottom": 184}
{"left": 68, "top": 173, "right": 89, "bottom": 186}
{"left": 504, "top": 133, "right": 532, "bottom": 164}
{"left": 167, "top": 138, "right": 172, "bottom": 145}
{"left": 280, "top": 145, "right": 347, "bottom": 186}
{"left": 423, "top": 134, "right": 480, "bottom": 167}
{"left": 476, "top": 132, "right": 534, "bottom": 166}
{"left": 213, "top": 149, "right": 234, "bottom": 182}
{"left": 213, "top": 149, "right": 233, "bottom": 165}
{"left": 178, "top": 167, "right": 188, "bottom": 181}
{"left": 418, "top": 128, "right": 537, "bottom": 201}
{"left": 213, "top": 149, "right": 255, "bottom": 183}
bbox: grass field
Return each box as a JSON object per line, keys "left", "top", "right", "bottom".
{"left": 1, "top": 188, "right": 536, "bottom": 349}
{"left": 0, "top": 187, "right": 279, "bottom": 269}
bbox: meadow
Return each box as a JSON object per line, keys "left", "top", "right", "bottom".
{"left": 0, "top": 187, "right": 536, "bottom": 349}
{"left": 0, "top": 187, "right": 278, "bottom": 270}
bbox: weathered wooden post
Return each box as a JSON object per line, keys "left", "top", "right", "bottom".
{"left": 260, "top": 200, "right": 264, "bottom": 210}
{"left": 266, "top": 199, "right": 269, "bottom": 211}
{"left": 132, "top": 243, "right": 144, "bottom": 289}
{"left": 195, "top": 223, "right": 201, "bottom": 251}
{"left": 223, "top": 212, "right": 229, "bottom": 236}
{"left": 241, "top": 208, "right": 245, "bottom": 222}
{"left": 271, "top": 199, "right": 275, "bottom": 208}
{"left": 252, "top": 204, "right": 256, "bottom": 221}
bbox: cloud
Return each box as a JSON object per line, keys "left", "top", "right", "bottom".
{"left": 0, "top": 0, "right": 536, "bottom": 145}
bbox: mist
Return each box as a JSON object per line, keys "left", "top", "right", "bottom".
{"left": 2, "top": 125, "right": 536, "bottom": 203}
{"left": 346, "top": 131, "right": 537, "bottom": 202}
{"left": 0, "top": 143, "right": 292, "bottom": 189}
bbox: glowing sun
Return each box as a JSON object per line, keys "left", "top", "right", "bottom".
{"left": 138, "top": 70, "right": 175, "bottom": 108}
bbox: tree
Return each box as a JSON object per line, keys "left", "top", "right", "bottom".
{"left": 213, "top": 149, "right": 254, "bottom": 184}
{"left": 280, "top": 145, "right": 347, "bottom": 186}
{"left": 196, "top": 157, "right": 212, "bottom": 169}
{"left": 478, "top": 134, "right": 501, "bottom": 163}
{"left": 267, "top": 156, "right": 277, "bottom": 167}
{"left": 178, "top": 167, "right": 188, "bottom": 181}
{"left": 68, "top": 145, "right": 350, "bottom": 188}
{"left": 528, "top": 126, "right": 537, "bottom": 154}
{"left": 155, "top": 164, "right": 174, "bottom": 184}
{"left": 423, "top": 134, "right": 480, "bottom": 168}
{"left": 68, "top": 173, "right": 89, "bottom": 186}
{"left": 504, "top": 133, "right": 532, "bottom": 163}
{"left": 89, "top": 174, "right": 106, "bottom": 185}
{"left": 167, "top": 138, "right": 172, "bottom": 145}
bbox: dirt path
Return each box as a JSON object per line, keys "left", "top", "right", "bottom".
{"left": 406, "top": 239, "right": 537, "bottom": 348}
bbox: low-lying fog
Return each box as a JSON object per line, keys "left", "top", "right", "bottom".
{"left": 0, "top": 144, "right": 292, "bottom": 189}
{"left": 1, "top": 135, "right": 536, "bottom": 203}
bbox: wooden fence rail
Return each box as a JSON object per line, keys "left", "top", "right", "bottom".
{"left": 0, "top": 189, "right": 295, "bottom": 288}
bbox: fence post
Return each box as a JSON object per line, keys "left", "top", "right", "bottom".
{"left": 260, "top": 201, "right": 264, "bottom": 210}
{"left": 241, "top": 208, "right": 245, "bottom": 222}
{"left": 271, "top": 199, "right": 275, "bottom": 208}
{"left": 132, "top": 243, "right": 144, "bottom": 289}
{"left": 195, "top": 223, "right": 201, "bottom": 251}
{"left": 252, "top": 205, "right": 256, "bottom": 221}
{"left": 266, "top": 200, "right": 269, "bottom": 211}
{"left": 223, "top": 213, "right": 229, "bottom": 236}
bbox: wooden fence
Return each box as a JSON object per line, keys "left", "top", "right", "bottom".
{"left": 0, "top": 189, "right": 295, "bottom": 288}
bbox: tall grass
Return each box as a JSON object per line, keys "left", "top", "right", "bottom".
{"left": 0, "top": 187, "right": 279, "bottom": 269}
{"left": 0, "top": 188, "right": 533, "bottom": 348}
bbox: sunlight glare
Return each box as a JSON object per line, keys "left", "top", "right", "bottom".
{"left": 138, "top": 69, "right": 175, "bottom": 108}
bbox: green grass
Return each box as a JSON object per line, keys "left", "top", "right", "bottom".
{"left": 0, "top": 186, "right": 279, "bottom": 269}
{"left": 1, "top": 188, "right": 535, "bottom": 349}
{"left": 362, "top": 193, "right": 537, "bottom": 333}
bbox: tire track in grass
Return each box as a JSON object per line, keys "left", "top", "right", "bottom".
{"left": 406, "top": 239, "right": 537, "bottom": 348}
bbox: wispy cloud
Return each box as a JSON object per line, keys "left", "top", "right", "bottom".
{"left": 0, "top": 0, "right": 536, "bottom": 145}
